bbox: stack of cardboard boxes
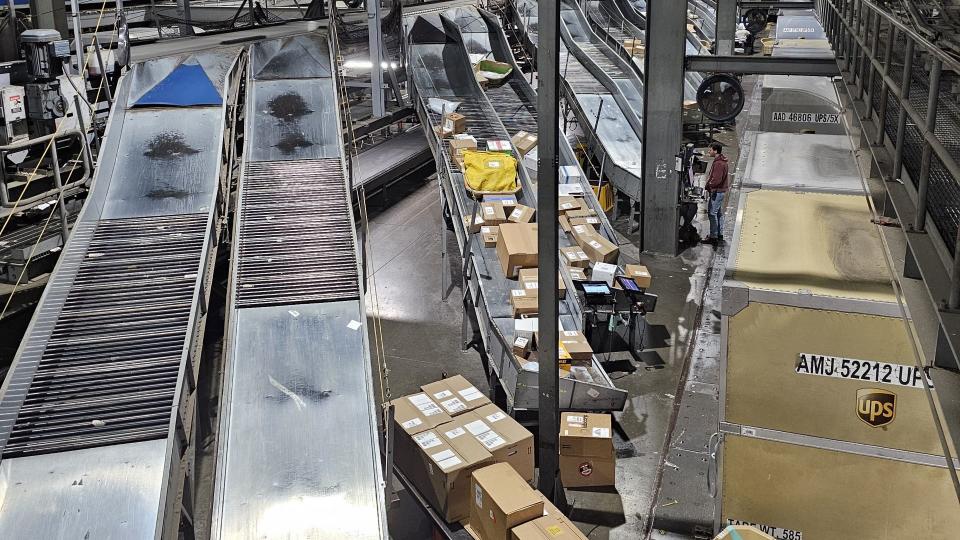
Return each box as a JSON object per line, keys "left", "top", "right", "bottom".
{"left": 392, "top": 376, "right": 536, "bottom": 523}
{"left": 558, "top": 412, "right": 615, "bottom": 488}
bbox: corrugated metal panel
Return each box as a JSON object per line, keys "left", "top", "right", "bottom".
{"left": 234, "top": 160, "right": 359, "bottom": 307}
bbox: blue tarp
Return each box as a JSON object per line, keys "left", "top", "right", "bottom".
{"left": 134, "top": 62, "right": 222, "bottom": 107}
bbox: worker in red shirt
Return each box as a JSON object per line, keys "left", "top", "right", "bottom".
{"left": 704, "top": 142, "right": 730, "bottom": 245}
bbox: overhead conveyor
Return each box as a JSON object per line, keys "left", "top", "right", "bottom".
{"left": 403, "top": 8, "right": 628, "bottom": 413}
{"left": 210, "top": 31, "right": 388, "bottom": 540}
{"left": 0, "top": 49, "right": 243, "bottom": 538}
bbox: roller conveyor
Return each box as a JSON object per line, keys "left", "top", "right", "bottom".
{"left": 210, "top": 31, "right": 387, "bottom": 540}
{"left": 0, "top": 49, "right": 242, "bottom": 538}
{"left": 404, "top": 9, "right": 628, "bottom": 412}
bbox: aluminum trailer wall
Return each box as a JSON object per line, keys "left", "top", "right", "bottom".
{"left": 210, "top": 32, "right": 388, "bottom": 539}
{"left": 0, "top": 49, "right": 242, "bottom": 538}
{"left": 404, "top": 12, "right": 627, "bottom": 412}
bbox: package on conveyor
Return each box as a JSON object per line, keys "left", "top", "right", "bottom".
{"left": 507, "top": 204, "right": 535, "bottom": 224}
{"left": 558, "top": 412, "right": 615, "bottom": 488}
{"left": 619, "top": 263, "right": 652, "bottom": 289}
{"left": 470, "top": 463, "right": 544, "bottom": 540}
{"left": 484, "top": 194, "right": 518, "bottom": 213}
{"left": 510, "top": 289, "right": 538, "bottom": 317}
{"left": 481, "top": 226, "right": 499, "bottom": 247}
{"left": 480, "top": 201, "right": 508, "bottom": 225}
{"left": 463, "top": 214, "right": 485, "bottom": 234}
{"left": 463, "top": 150, "right": 521, "bottom": 196}
{"left": 522, "top": 146, "right": 538, "bottom": 173}
{"left": 569, "top": 216, "right": 601, "bottom": 229}
{"left": 560, "top": 246, "right": 590, "bottom": 269}
{"left": 518, "top": 268, "right": 566, "bottom": 299}
{"left": 487, "top": 139, "right": 514, "bottom": 155}
{"left": 476, "top": 59, "right": 513, "bottom": 87}
{"left": 442, "top": 111, "right": 467, "bottom": 137}
{"left": 497, "top": 223, "right": 538, "bottom": 278}
{"left": 450, "top": 135, "right": 479, "bottom": 169}
{"left": 623, "top": 38, "right": 645, "bottom": 58}
{"left": 558, "top": 196, "right": 582, "bottom": 215}
{"left": 591, "top": 262, "right": 618, "bottom": 287}
{"left": 510, "top": 131, "right": 538, "bottom": 157}
{"left": 569, "top": 225, "right": 619, "bottom": 264}
{"left": 566, "top": 266, "right": 588, "bottom": 281}
{"left": 559, "top": 165, "right": 583, "bottom": 185}
{"left": 441, "top": 404, "right": 535, "bottom": 483}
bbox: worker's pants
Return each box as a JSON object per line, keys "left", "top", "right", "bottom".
{"left": 708, "top": 191, "right": 725, "bottom": 238}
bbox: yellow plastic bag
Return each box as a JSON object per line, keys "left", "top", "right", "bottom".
{"left": 462, "top": 150, "right": 518, "bottom": 193}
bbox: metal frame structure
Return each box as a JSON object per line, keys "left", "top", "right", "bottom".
{"left": 816, "top": 0, "right": 960, "bottom": 371}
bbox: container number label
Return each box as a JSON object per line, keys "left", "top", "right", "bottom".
{"left": 795, "top": 353, "right": 933, "bottom": 389}
{"left": 726, "top": 518, "right": 802, "bottom": 540}
{"left": 772, "top": 111, "right": 840, "bottom": 124}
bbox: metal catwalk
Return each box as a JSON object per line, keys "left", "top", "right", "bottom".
{"left": 209, "top": 32, "right": 388, "bottom": 539}
{"left": 404, "top": 10, "right": 628, "bottom": 411}
{"left": 0, "top": 50, "right": 242, "bottom": 537}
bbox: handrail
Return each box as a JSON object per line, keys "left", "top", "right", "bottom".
{"left": 0, "top": 130, "right": 92, "bottom": 208}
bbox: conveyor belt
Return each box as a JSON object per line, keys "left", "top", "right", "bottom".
{"left": 0, "top": 49, "right": 241, "bottom": 538}
{"left": 210, "top": 32, "right": 387, "bottom": 540}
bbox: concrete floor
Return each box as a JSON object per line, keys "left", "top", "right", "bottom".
{"left": 362, "top": 136, "right": 738, "bottom": 538}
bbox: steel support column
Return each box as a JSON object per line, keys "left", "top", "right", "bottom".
{"left": 892, "top": 38, "right": 914, "bottom": 182}
{"left": 914, "top": 58, "right": 941, "bottom": 232}
{"left": 715, "top": 0, "right": 736, "bottom": 56}
{"left": 641, "top": 0, "right": 685, "bottom": 255}
{"left": 874, "top": 24, "right": 896, "bottom": 146}
{"left": 536, "top": 0, "right": 562, "bottom": 504}
{"left": 367, "top": 0, "right": 385, "bottom": 117}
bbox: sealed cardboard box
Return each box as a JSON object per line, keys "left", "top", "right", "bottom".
{"left": 511, "top": 131, "right": 538, "bottom": 157}
{"left": 406, "top": 429, "right": 492, "bottom": 522}
{"left": 623, "top": 264, "right": 652, "bottom": 289}
{"left": 443, "top": 112, "right": 467, "bottom": 136}
{"left": 513, "top": 335, "right": 532, "bottom": 358}
{"left": 450, "top": 137, "right": 479, "bottom": 168}
{"left": 497, "top": 223, "right": 539, "bottom": 278}
{"left": 558, "top": 330, "right": 593, "bottom": 361}
{"left": 511, "top": 514, "right": 588, "bottom": 540}
{"left": 518, "top": 268, "right": 566, "bottom": 299}
{"left": 558, "top": 196, "right": 581, "bottom": 214}
{"left": 559, "top": 454, "right": 615, "bottom": 488}
{"left": 422, "top": 375, "right": 492, "bottom": 416}
{"left": 559, "top": 214, "right": 571, "bottom": 233}
{"left": 463, "top": 213, "right": 485, "bottom": 234}
{"left": 481, "top": 201, "right": 507, "bottom": 225}
{"left": 569, "top": 224, "right": 595, "bottom": 246}
{"left": 566, "top": 266, "right": 588, "bottom": 281}
{"left": 592, "top": 262, "right": 618, "bottom": 287}
{"left": 578, "top": 232, "right": 619, "bottom": 264}
{"left": 559, "top": 412, "right": 613, "bottom": 457}
{"left": 443, "top": 406, "right": 535, "bottom": 483}
{"left": 557, "top": 180, "right": 584, "bottom": 196}
{"left": 481, "top": 226, "right": 499, "bottom": 248}
{"left": 515, "top": 317, "right": 538, "bottom": 344}
{"left": 391, "top": 393, "right": 453, "bottom": 435}
{"left": 487, "top": 140, "right": 513, "bottom": 154}
{"left": 569, "top": 216, "right": 601, "bottom": 229}
{"left": 470, "top": 463, "right": 544, "bottom": 540}
{"left": 566, "top": 208, "right": 596, "bottom": 219}
{"left": 508, "top": 204, "right": 536, "bottom": 224}
{"left": 484, "top": 194, "right": 518, "bottom": 213}
{"left": 560, "top": 246, "right": 590, "bottom": 269}
{"left": 510, "top": 289, "right": 539, "bottom": 317}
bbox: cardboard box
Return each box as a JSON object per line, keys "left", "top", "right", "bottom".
{"left": 560, "top": 246, "right": 590, "bottom": 268}
{"left": 410, "top": 430, "right": 492, "bottom": 521}
{"left": 484, "top": 194, "right": 518, "bottom": 213}
{"left": 443, "top": 112, "right": 467, "bottom": 136}
{"left": 623, "top": 264, "right": 652, "bottom": 289}
{"left": 511, "top": 131, "right": 538, "bottom": 157}
{"left": 481, "top": 202, "right": 507, "bottom": 225}
{"left": 558, "top": 196, "right": 581, "bottom": 214}
{"left": 463, "top": 214, "right": 485, "bottom": 234}
{"left": 592, "top": 262, "right": 618, "bottom": 287}
{"left": 566, "top": 266, "right": 588, "bottom": 281}
{"left": 508, "top": 204, "right": 536, "bottom": 224}
{"left": 518, "top": 268, "right": 566, "bottom": 299}
{"left": 558, "top": 454, "right": 615, "bottom": 488}
{"left": 565, "top": 208, "right": 596, "bottom": 219}
{"left": 481, "top": 226, "right": 499, "bottom": 248}
{"left": 392, "top": 393, "right": 454, "bottom": 436}
{"left": 446, "top": 405, "right": 535, "bottom": 483}
{"left": 470, "top": 463, "right": 544, "bottom": 540}
{"left": 511, "top": 514, "right": 588, "bottom": 540}
{"left": 522, "top": 146, "right": 538, "bottom": 171}
{"left": 569, "top": 224, "right": 595, "bottom": 246}
{"left": 569, "top": 216, "right": 601, "bottom": 229}
{"left": 558, "top": 214, "right": 571, "bottom": 233}
{"left": 514, "top": 318, "right": 538, "bottom": 345}
{"left": 557, "top": 179, "right": 584, "bottom": 196}
{"left": 513, "top": 335, "right": 532, "bottom": 358}
{"left": 422, "top": 375, "right": 492, "bottom": 416}
{"left": 560, "top": 412, "right": 613, "bottom": 458}
{"left": 497, "top": 223, "right": 539, "bottom": 278}
{"left": 450, "top": 137, "right": 478, "bottom": 168}
{"left": 487, "top": 140, "right": 513, "bottom": 154}
{"left": 558, "top": 330, "right": 593, "bottom": 362}
{"left": 510, "top": 289, "right": 539, "bottom": 317}
{"left": 578, "top": 232, "right": 619, "bottom": 264}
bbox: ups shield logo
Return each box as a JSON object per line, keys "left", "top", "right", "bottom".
{"left": 857, "top": 389, "right": 896, "bottom": 427}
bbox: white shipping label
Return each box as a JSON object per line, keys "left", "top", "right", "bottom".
{"left": 441, "top": 397, "right": 468, "bottom": 413}
{"left": 436, "top": 456, "right": 462, "bottom": 470}
{"left": 510, "top": 209, "right": 522, "bottom": 219}
{"left": 477, "top": 430, "right": 506, "bottom": 449}
{"left": 566, "top": 415, "right": 586, "bottom": 427}
{"left": 408, "top": 394, "right": 433, "bottom": 407}
{"left": 420, "top": 403, "right": 443, "bottom": 417}
{"left": 433, "top": 390, "right": 453, "bottom": 400}
{"left": 573, "top": 225, "right": 587, "bottom": 234}
{"left": 459, "top": 387, "right": 485, "bottom": 402}
{"left": 401, "top": 418, "right": 423, "bottom": 430}
{"left": 444, "top": 119, "right": 454, "bottom": 131}
{"left": 465, "top": 420, "right": 491, "bottom": 436}
{"left": 512, "top": 289, "right": 527, "bottom": 297}
{"left": 577, "top": 251, "right": 588, "bottom": 260}
{"left": 726, "top": 519, "right": 802, "bottom": 540}
{"left": 481, "top": 227, "right": 493, "bottom": 234}
{"left": 563, "top": 331, "right": 578, "bottom": 337}
{"left": 589, "top": 240, "right": 602, "bottom": 249}
{"left": 475, "top": 484, "right": 483, "bottom": 508}
{"left": 525, "top": 282, "right": 539, "bottom": 290}
{"left": 431, "top": 449, "right": 455, "bottom": 462}
{"left": 484, "top": 206, "right": 494, "bottom": 215}
{"left": 485, "top": 411, "right": 507, "bottom": 423}
{"left": 795, "top": 353, "right": 933, "bottom": 389}
{"left": 445, "top": 427, "right": 466, "bottom": 439}
{"left": 515, "top": 337, "right": 529, "bottom": 347}
{"left": 772, "top": 110, "right": 839, "bottom": 124}
{"left": 592, "top": 427, "right": 610, "bottom": 439}
{"left": 560, "top": 203, "right": 575, "bottom": 210}
{"left": 414, "top": 431, "right": 442, "bottom": 450}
